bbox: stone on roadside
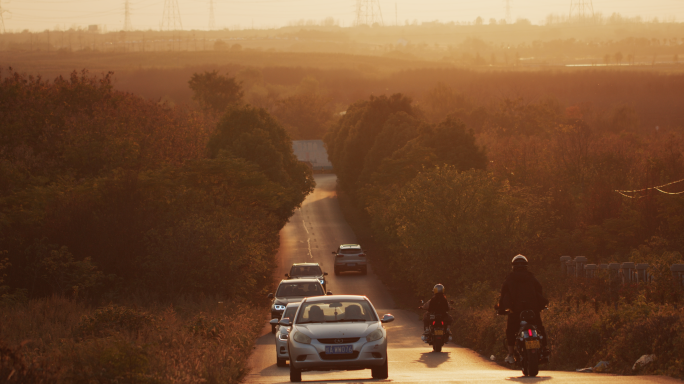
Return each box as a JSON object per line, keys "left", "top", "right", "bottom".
{"left": 576, "top": 367, "right": 593, "bottom": 373}
{"left": 593, "top": 361, "right": 609, "bottom": 372}
{"left": 490, "top": 355, "right": 495, "bottom": 361}
{"left": 633, "top": 354, "right": 656, "bottom": 371}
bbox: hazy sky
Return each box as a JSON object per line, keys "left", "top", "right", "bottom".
{"left": 3, "top": 0, "right": 684, "bottom": 32}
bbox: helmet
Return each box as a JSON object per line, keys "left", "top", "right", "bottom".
{"left": 433, "top": 284, "right": 445, "bottom": 294}
{"left": 512, "top": 254, "right": 528, "bottom": 266}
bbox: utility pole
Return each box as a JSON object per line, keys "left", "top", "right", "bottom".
{"left": 505, "top": 0, "right": 511, "bottom": 24}
{"left": 209, "top": 0, "right": 215, "bottom": 30}
{"left": 124, "top": 0, "right": 133, "bottom": 31}
{"left": 161, "top": 0, "right": 183, "bottom": 31}
{"left": 569, "top": 0, "right": 594, "bottom": 23}
{"left": 47, "top": 30, "right": 50, "bottom": 52}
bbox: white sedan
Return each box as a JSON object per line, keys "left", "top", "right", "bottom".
{"left": 283, "top": 295, "right": 394, "bottom": 382}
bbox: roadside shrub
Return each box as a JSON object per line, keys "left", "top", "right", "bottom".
{"left": 78, "top": 304, "right": 159, "bottom": 337}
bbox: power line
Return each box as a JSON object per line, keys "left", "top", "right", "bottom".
{"left": 123, "top": 0, "right": 133, "bottom": 31}
{"left": 616, "top": 178, "right": 684, "bottom": 198}
{"left": 160, "top": 0, "right": 182, "bottom": 30}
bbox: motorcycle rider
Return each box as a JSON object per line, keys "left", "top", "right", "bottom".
{"left": 421, "top": 284, "right": 452, "bottom": 338}
{"left": 497, "top": 255, "right": 549, "bottom": 364}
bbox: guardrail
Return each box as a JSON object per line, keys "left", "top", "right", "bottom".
{"left": 559, "top": 256, "right": 684, "bottom": 287}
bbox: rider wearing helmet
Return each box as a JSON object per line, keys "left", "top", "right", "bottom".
{"left": 421, "top": 284, "right": 452, "bottom": 335}
{"left": 497, "top": 255, "right": 549, "bottom": 364}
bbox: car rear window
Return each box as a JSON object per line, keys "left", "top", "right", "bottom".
{"left": 340, "top": 249, "right": 362, "bottom": 254}
{"left": 290, "top": 265, "right": 322, "bottom": 276}
{"left": 296, "top": 300, "right": 377, "bottom": 323}
{"left": 282, "top": 305, "right": 299, "bottom": 320}
{"left": 276, "top": 282, "right": 324, "bottom": 298}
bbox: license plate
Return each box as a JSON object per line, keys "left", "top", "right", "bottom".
{"left": 347, "top": 263, "right": 356, "bottom": 266}
{"left": 434, "top": 330, "right": 444, "bottom": 335}
{"left": 525, "top": 340, "right": 540, "bottom": 349}
{"left": 325, "top": 345, "right": 353, "bottom": 354}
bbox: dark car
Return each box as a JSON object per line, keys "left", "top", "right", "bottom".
{"left": 286, "top": 263, "right": 328, "bottom": 291}
{"left": 332, "top": 244, "right": 367, "bottom": 275}
{"left": 268, "top": 279, "right": 329, "bottom": 334}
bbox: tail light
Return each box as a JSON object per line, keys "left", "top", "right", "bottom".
{"left": 432, "top": 321, "right": 435, "bottom": 325}
{"left": 336, "top": 254, "right": 343, "bottom": 257}
{"left": 440, "top": 321, "right": 444, "bottom": 326}
{"left": 360, "top": 253, "right": 366, "bottom": 257}
{"left": 528, "top": 329, "right": 533, "bottom": 337}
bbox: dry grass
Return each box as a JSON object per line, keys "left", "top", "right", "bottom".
{"left": 0, "top": 296, "right": 266, "bottom": 383}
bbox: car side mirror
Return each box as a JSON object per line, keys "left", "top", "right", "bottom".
{"left": 267, "top": 293, "right": 274, "bottom": 299}
{"left": 269, "top": 318, "right": 279, "bottom": 325}
{"left": 327, "top": 291, "right": 333, "bottom": 295}
{"left": 331, "top": 251, "right": 336, "bottom": 255}
{"left": 284, "top": 273, "right": 289, "bottom": 278}
{"left": 323, "top": 272, "right": 328, "bottom": 276}
{"left": 381, "top": 314, "right": 395, "bottom": 323}
{"left": 420, "top": 300, "right": 424, "bottom": 305}
{"left": 279, "top": 318, "right": 291, "bottom": 326}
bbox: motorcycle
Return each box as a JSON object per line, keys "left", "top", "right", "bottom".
{"left": 512, "top": 309, "right": 546, "bottom": 377}
{"left": 419, "top": 300, "right": 453, "bottom": 353}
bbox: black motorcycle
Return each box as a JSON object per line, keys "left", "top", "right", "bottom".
{"left": 513, "top": 310, "right": 545, "bottom": 377}
{"left": 420, "top": 300, "right": 453, "bottom": 353}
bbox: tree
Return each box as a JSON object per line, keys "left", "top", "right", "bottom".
{"left": 272, "top": 94, "right": 332, "bottom": 140}
{"left": 207, "top": 105, "right": 314, "bottom": 220}
{"left": 188, "top": 71, "right": 243, "bottom": 115}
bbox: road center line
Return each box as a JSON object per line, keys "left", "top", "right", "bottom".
{"left": 302, "top": 220, "right": 309, "bottom": 234}
{"left": 307, "top": 238, "right": 313, "bottom": 258}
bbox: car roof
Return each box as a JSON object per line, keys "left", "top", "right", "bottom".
{"left": 291, "top": 263, "right": 320, "bottom": 267}
{"left": 339, "top": 244, "right": 361, "bottom": 249}
{"left": 302, "top": 295, "right": 369, "bottom": 302}
{"left": 278, "top": 278, "right": 321, "bottom": 284}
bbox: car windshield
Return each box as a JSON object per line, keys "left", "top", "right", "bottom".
{"left": 281, "top": 305, "right": 300, "bottom": 320}
{"left": 340, "top": 249, "right": 361, "bottom": 254}
{"left": 290, "top": 265, "right": 322, "bottom": 276}
{"left": 296, "top": 300, "right": 377, "bottom": 324}
{"left": 276, "top": 282, "right": 324, "bottom": 298}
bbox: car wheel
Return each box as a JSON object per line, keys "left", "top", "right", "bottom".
{"left": 371, "top": 358, "right": 388, "bottom": 379}
{"left": 276, "top": 357, "right": 287, "bottom": 367}
{"left": 334, "top": 267, "right": 340, "bottom": 276}
{"left": 290, "top": 361, "right": 302, "bottom": 382}
{"left": 361, "top": 267, "right": 367, "bottom": 275}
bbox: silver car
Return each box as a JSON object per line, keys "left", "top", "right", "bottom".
{"left": 268, "top": 279, "right": 329, "bottom": 334}
{"left": 270, "top": 303, "right": 300, "bottom": 367}
{"left": 283, "top": 295, "right": 394, "bottom": 382}
{"left": 332, "top": 244, "right": 367, "bottom": 275}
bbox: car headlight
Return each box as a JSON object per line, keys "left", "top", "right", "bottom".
{"left": 292, "top": 331, "right": 311, "bottom": 344}
{"left": 278, "top": 331, "right": 290, "bottom": 340}
{"left": 366, "top": 329, "right": 384, "bottom": 342}
{"left": 273, "top": 304, "right": 286, "bottom": 311}
{"left": 318, "top": 279, "right": 325, "bottom": 285}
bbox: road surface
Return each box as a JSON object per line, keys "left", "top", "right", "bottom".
{"left": 245, "top": 174, "right": 680, "bottom": 384}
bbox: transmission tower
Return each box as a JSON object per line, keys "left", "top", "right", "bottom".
{"left": 0, "top": 0, "right": 9, "bottom": 34}
{"left": 161, "top": 0, "right": 183, "bottom": 31}
{"left": 504, "top": 0, "right": 511, "bottom": 24}
{"left": 354, "top": 0, "right": 384, "bottom": 26}
{"left": 123, "top": 0, "right": 133, "bottom": 31}
{"left": 208, "top": 0, "right": 215, "bottom": 30}
{"left": 569, "top": 0, "right": 594, "bottom": 22}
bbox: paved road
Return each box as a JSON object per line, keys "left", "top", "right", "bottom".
{"left": 245, "top": 174, "right": 681, "bottom": 384}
